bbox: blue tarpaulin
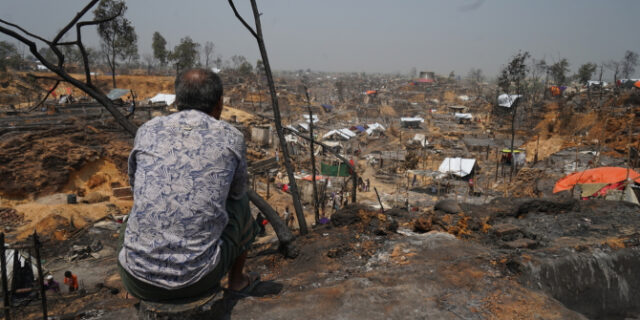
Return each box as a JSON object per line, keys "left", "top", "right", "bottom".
{"left": 321, "top": 104, "right": 334, "bottom": 111}
{"left": 354, "top": 125, "right": 366, "bottom": 132}
{"left": 107, "top": 88, "right": 129, "bottom": 100}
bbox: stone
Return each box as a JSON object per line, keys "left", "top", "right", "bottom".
{"left": 503, "top": 238, "right": 537, "bottom": 249}
{"left": 434, "top": 199, "right": 461, "bottom": 214}
{"left": 491, "top": 223, "right": 521, "bottom": 237}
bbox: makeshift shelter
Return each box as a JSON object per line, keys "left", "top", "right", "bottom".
{"left": 497, "top": 94, "right": 521, "bottom": 108}
{"left": 412, "top": 134, "right": 429, "bottom": 147}
{"left": 553, "top": 167, "right": 640, "bottom": 193}
{"left": 501, "top": 149, "right": 526, "bottom": 166}
{"left": 251, "top": 126, "right": 271, "bottom": 145}
{"left": 303, "top": 114, "right": 319, "bottom": 124}
{"left": 3, "top": 248, "right": 42, "bottom": 291}
{"left": 400, "top": 117, "right": 424, "bottom": 129}
{"left": 438, "top": 158, "right": 477, "bottom": 178}
{"left": 366, "top": 123, "right": 386, "bottom": 136}
{"left": 454, "top": 113, "right": 473, "bottom": 124}
{"left": 149, "top": 93, "right": 176, "bottom": 106}
{"left": 323, "top": 129, "right": 356, "bottom": 141}
{"left": 448, "top": 105, "right": 467, "bottom": 113}
{"left": 321, "top": 162, "right": 351, "bottom": 177}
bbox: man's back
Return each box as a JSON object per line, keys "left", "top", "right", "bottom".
{"left": 119, "top": 109, "right": 247, "bottom": 289}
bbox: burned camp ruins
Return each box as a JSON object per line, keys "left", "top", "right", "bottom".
{"left": 1, "top": 1, "right": 640, "bottom": 319}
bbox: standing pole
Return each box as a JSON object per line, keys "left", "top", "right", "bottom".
{"left": 229, "top": 0, "right": 308, "bottom": 234}
{"left": 303, "top": 87, "right": 320, "bottom": 223}
{"left": 33, "top": 232, "right": 47, "bottom": 320}
{"left": 374, "top": 187, "right": 385, "bottom": 213}
{"left": 1, "top": 233, "right": 10, "bottom": 320}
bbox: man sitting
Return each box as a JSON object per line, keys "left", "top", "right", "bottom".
{"left": 118, "top": 68, "right": 260, "bottom": 302}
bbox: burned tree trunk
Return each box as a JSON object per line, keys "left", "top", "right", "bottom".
{"left": 228, "top": 0, "right": 308, "bottom": 234}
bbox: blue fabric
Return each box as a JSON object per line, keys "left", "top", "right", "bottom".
{"left": 118, "top": 109, "right": 248, "bottom": 290}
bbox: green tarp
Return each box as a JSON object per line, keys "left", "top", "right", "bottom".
{"left": 321, "top": 162, "right": 350, "bottom": 177}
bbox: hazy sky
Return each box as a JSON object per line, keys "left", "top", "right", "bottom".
{"left": 1, "top": 0, "right": 639, "bottom": 78}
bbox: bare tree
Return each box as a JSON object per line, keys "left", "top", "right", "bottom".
{"left": 203, "top": 41, "right": 215, "bottom": 68}
{"left": 621, "top": 50, "right": 638, "bottom": 79}
{"left": 142, "top": 53, "right": 154, "bottom": 75}
{"left": 228, "top": 0, "right": 308, "bottom": 234}
{"left": 0, "top": 0, "right": 137, "bottom": 135}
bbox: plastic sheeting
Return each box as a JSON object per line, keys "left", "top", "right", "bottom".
{"left": 553, "top": 167, "right": 640, "bottom": 193}
{"left": 149, "top": 93, "right": 176, "bottom": 106}
{"left": 498, "top": 94, "right": 521, "bottom": 108}
{"left": 454, "top": 113, "right": 473, "bottom": 120}
{"left": 106, "top": 88, "right": 129, "bottom": 100}
{"left": 366, "top": 123, "right": 386, "bottom": 135}
{"left": 438, "top": 158, "right": 476, "bottom": 177}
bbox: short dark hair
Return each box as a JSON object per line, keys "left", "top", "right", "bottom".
{"left": 64, "top": 271, "right": 72, "bottom": 278}
{"left": 174, "top": 68, "right": 223, "bottom": 113}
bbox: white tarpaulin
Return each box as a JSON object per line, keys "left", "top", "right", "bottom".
{"left": 150, "top": 93, "right": 176, "bottom": 106}
{"left": 400, "top": 117, "right": 425, "bottom": 122}
{"left": 413, "top": 133, "right": 429, "bottom": 147}
{"left": 303, "top": 114, "right": 319, "bottom": 123}
{"left": 498, "top": 94, "right": 521, "bottom": 108}
{"left": 366, "top": 122, "right": 386, "bottom": 135}
{"left": 4, "top": 248, "right": 42, "bottom": 289}
{"left": 454, "top": 113, "right": 473, "bottom": 120}
{"left": 438, "top": 157, "right": 476, "bottom": 177}
{"left": 458, "top": 95, "right": 470, "bottom": 101}
{"left": 323, "top": 128, "right": 356, "bottom": 140}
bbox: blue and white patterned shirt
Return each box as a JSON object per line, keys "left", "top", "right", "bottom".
{"left": 118, "top": 109, "right": 247, "bottom": 289}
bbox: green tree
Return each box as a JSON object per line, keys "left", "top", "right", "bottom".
{"left": 203, "top": 41, "right": 215, "bottom": 68}
{"left": 497, "top": 51, "right": 530, "bottom": 93}
{"left": 94, "top": 0, "right": 138, "bottom": 88}
{"left": 169, "top": 36, "right": 200, "bottom": 74}
{"left": 576, "top": 62, "right": 597, "bottom": 84}
{"left": 237, "top": 61, "right": 253, "bottom": 76}
{"left": 37, "top": 47, "right": 57, "bottom": 65}
{"left": 549, "top": 58, "right": 569, "bottom": 85}
{"left": 621, "top": 50, "right": 638, "bottom": 79}
{"left": 152, "top": 31, "right": 168, "bottom": 66}
{"left": 0, "top": 41, "right": 20, "bottom": 71}
{"left": 497, "top": 51, "right": 530, "bottom": 178}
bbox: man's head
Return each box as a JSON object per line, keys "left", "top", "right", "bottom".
{"left": 64, "top": 271, "right": 72, "bottom": 278}
{"left": 175, "top": 68, "right": 224, "bottom": 119}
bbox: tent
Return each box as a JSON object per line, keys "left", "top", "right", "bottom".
{"left": 322, "top": 128, "right": 356, "bottom": 141}
{"left": 3, "top": 248, "right": 42, "bottom": 290}
{"left": 438, "top": 158, "right": 476, "bottom": 177}
{"left": 553, "top": 167, "right": 640, "bottom": 193}
{"left": 635, "top": 80, "right": 640, "bottom": 89}
{"left": 366, "top": 123, "right": 385, "bottom": 135}
{"left": 149, "top": 93, "right": 176, "bottom": 106}
{"left": 454, "top": 113, "right": 473, "bottom": 122}
{"left": 497, "top": 94, "right": 521, "bottom": 108}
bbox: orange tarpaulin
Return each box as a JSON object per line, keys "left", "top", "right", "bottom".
{"left": 635, "top": 80, "right": 640, "bottom": 89}
{"left": 553, "top": 167, "right": 640, "bottom": 193}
